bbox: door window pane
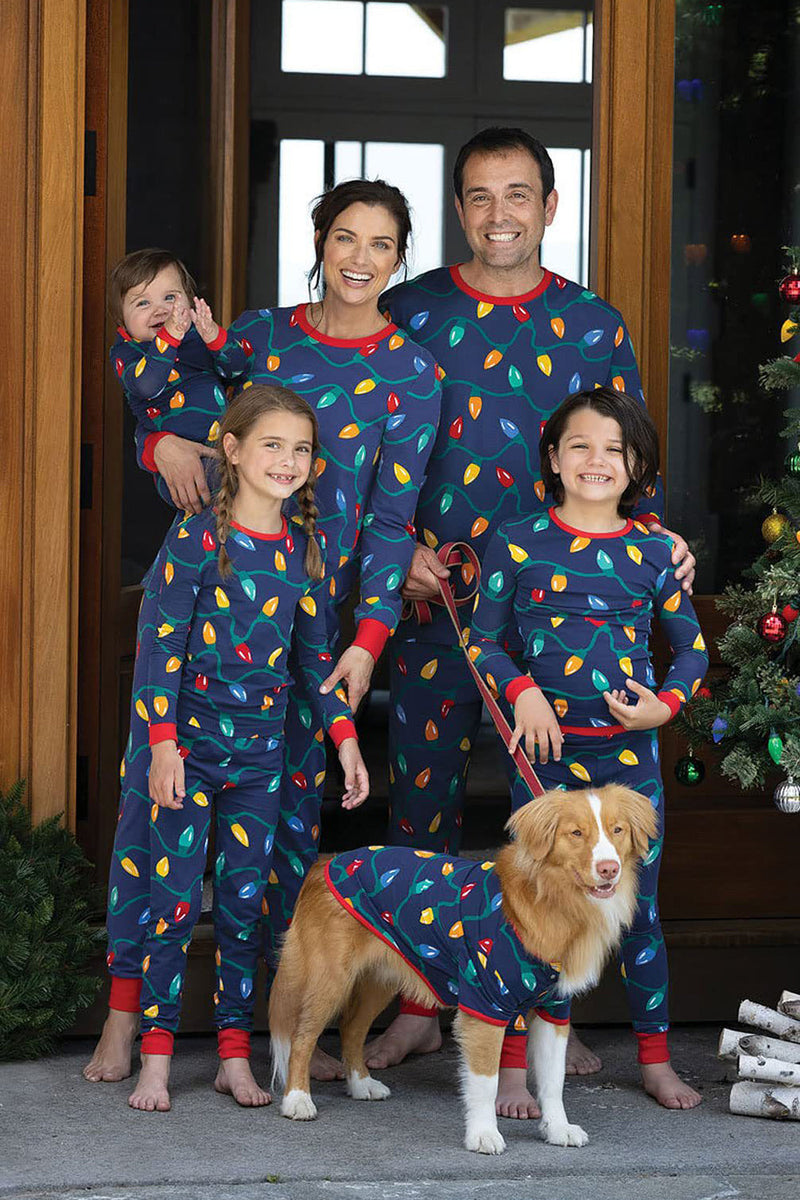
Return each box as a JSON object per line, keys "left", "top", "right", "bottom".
{"left": 281, "top": 0, "right": 364, "bottom": 74}
{"left": 503, "top": 7, "right": 593, "bottom": 83}
{"left": 540, "top": 147, "right": 590, "bottom": 286}
{"left": 278, "top": 140, "right": 325, "bottom": 305}
{"left": 365, "top": 4, "right": 446, "bottom": 77}
{"left": 364, "top": 141, "right": 444, "bottom": 280}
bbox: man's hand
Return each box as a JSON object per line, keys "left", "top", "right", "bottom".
{"left": 603, "top": 680, "right": 672, "bottom": 730}
{"left": 163, "top": 299, "right": 192, "bottom": 341}
{"left": 320, "top": 644, "right": 375, "bottom": 714}
{"left": 153, "top": 434, "right": 216, "bottom": 513}
{"left": 648, "top": 522, "right": 696, "bottom": 593}
{"left": 192, "top": 296, "right": 220, "bottom": 345}
{"left": 148, "top": 741, "right": 186, "bottom": 808}
{"left": 400, "top": 544, "right": 451, "bottom": 602}
{"left": 337, "top": 738, "right": 369, "bottom": 809}
{"left": 508, "top": 686, "right": 563, "bottom": 764}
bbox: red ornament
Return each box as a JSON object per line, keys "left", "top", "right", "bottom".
{"left": 387, "top": 392, "right": 400, "bottom": 413}
{"left": 440, "top": 698, "right": 454, "bottom": 717}
{"left": 531, "top": 588, "right": 545, "bottom": 603}
{"left": 697, "top": 686, "right": 712, "bottom": 698}
{"left": 202, "top": 529, "right": 217, "bottom": 552}
{"left": 461, "top": 882, "right": 476, "bottom": 898}
{"left": 496, "top": 466, "right": 514, "bottom": 488}
{"left": 146, "top": 406, "right": 160, "bottom": 420}
{"left": 174, "top": 901, "right": 190, "bottom": 923}
{"left": 478, "top": 938, "right": 493, "bottom": 955}
{"left": 360, "top": 342, "right": 378, "bottom": 357}
{"left": 397, "top": 656, "right": 408, "bottom": 676}
{"left": 240, "top": 337, "right": 253, "bottom": 356}
{"left": 235, "top": 642, "right": 253, "bottom": 663}
{"left": 346, "top": 858, "right": 364, "bottom": 876}
{"left": 286, "top": 534, "right": 294, "bottom": 553}
{"left": 781, "top": 603, "right": 800, "bottom": 622}
{"left": 449, "top": 416, "right": 463, "bottom": 439}
{"left": 779, "top": 271, "right": 800, "bottom": 303}
{"left": 757, "top": 611, "right": 788, "bottom": 643}
{"left": 381, "top": 911, "right": 394, "bottom": 925}
{"left": 195, "top": 674, "right": 208, "bottom": 691}
{"left": 292, "top": 771, "right": 308, "bottom": 790}
{"left": 512, "top": 304, "right": 530, "bottom": 323}
{"left": 399, "top": 818, "right": 414, "bottom": 835}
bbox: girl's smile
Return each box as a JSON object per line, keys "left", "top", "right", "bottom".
{"left": 223, "top": 411, "right": 314, "bottom": 532}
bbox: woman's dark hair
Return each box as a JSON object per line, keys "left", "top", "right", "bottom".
{"left": 308, "top": 178, "right": 412, "bottom": 293}
{"left": 539, "top": 387, "right": 660, "bottom": 517}
{"left": 453, "top": 127, "right": 555, "bottom": 204}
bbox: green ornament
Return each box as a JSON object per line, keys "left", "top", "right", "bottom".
{"left": 440, "top": 490, "right": 453, "bottom": 515}
{"left": 178, "top": 825, "right": 194, "bottom": 850}
{"left": 675, "top": 755, "right": 705, "bottom": 786}
{"left": 592, "top": 669, "right": 610, "bottom": 691}
{"left": 768, "top": 731, "right": 784, "bottom": 765}
{"left": 449, "top": 324, "right": 465, "bottom": 347}
{"left": 508, "top": 364, "right": 523, "bottom": 389}
{"left": 785, "top": 452, "right": 800, "bottom": 478}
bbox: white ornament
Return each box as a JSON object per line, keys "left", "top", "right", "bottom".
{"left": 774, "top": 777, "right": 800, "bottom": 814}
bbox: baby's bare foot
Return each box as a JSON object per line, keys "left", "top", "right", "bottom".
{"left": 214, "top": 1057, "right": 271, "bottom": 1106}
{"left": 641, "top": 1061, "right": 702, "bottom": 1109}
{"left": 496, "top": 1066, "right": 541, "bottom": 1119}
{"left": 365, "top": 1014, "right": 442, "bottom": 1069}
{"left": 128, "top": 1053, "right": 171, "bottom": 1112}
{"left": 83, "top": 1009, "right": 139, "bottom": 1083}
{"left": 310, "top": 1044, "right": 345, "bottom": 1081}
{"left": 565, "top": 1027, "right": 602, "bottom": 1075}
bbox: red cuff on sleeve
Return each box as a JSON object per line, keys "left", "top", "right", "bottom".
{"left": 155, "top": 325, "right": 182, "bottom": 348}
{"left": 506, "top": 675, "right": 539, "bottom": 705}
{"left": 217, "top": 1028, "right": 251, "bottom": 1059}
{"left": 109, "top": 976, "right": 142, "bottom": 1013}
{"left": 656, "top": 690, "right": 682, "bottom": 719}
{"left": 142, "top": 431, "right": 171, "bottom": 472}
{"left": 205, "top": 327, "right": 228, "bottom": 352}
{"left": 499, "top": 1031, "right": 528, "bottom": 1069}
{"left": 637, "top": 512, "right": 661, "bottom": 526}
{"left": 149, "top": 722, "right": 178, "bottom": 746}
{"left": 352, "top": 617, "right": 390, "bottom": 662}
{"left": 329, "top": 719, "right": 358, "bottom": 749}
{"left": 141, "top": 1029, "right": 175, "bottom": 1056}
{"left": 635, "top": 1030, "right": 670, "bottom": 1064}
{"left": 533, "top": 1007, "right": 571, "bottom": 1026}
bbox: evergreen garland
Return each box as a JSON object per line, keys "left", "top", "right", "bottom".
{"left": 676, "top": 248, "right": 800, "bottom": 790}
{"left": 0, "top": 781, "right": 102, "bottom": 1060}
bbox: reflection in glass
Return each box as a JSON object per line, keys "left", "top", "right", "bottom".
{"left": 541, "top": 147, "right": 590, "bottom": 286}
{"left": 364, "top": 141, "right": 444, "bottom": 280}
{"left": 281, "top": 0, "right": 364, "bottom": 74}
{"left": 667, "top": 0, "right": 800, "bottom": 592}
{"left": 278, "top": 140, "right": 325, "bottom": 305}
{"left": 365, "top": 4, "right": 446, "bottom": 77}
{"left": 503, "top": 7, "right": 592, "bottom": 83}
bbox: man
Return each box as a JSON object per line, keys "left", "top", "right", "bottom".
{"left": 366, "top": 127, "right": 697, "bottom": 1115}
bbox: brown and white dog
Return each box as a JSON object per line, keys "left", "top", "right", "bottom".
{"left": 269, "top": 784, "right": 657, "bottom": 1154}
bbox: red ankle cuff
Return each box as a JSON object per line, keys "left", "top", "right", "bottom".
{"left": 499, "top": 1032, "right": 528, "bottom": 1070}
{"left": 635, "top": 1031, "right": 670, "bottom": 1064}
{"left": 399, "top": 999, "right": 438, "bottom": 1018}
{"left": 217, "top": 1028, "right": 251, "bottom": 1059}
{"left": 109, "top": 976, "right": 142, "bottom": 1013}
{"left": 141, "top": 1029, "right": 174, "bottom": 1056}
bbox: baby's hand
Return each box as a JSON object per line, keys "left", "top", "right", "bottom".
{"left": 163, "top": 299, "right": 192, "bottom": 341}
{"left": 603, "top": 679, "right": 672, "bottom": 730}
{"left": 509, "top": 685, "right": 563, "bottom": 764}
{"left": 338, "top": 738, "right": 369, "bottom": 810}
{"left": 192, "top": 296, "right": 220, "bottom": 345}
{"left": 148, "top": 740, "right": 186, "bottom": 808}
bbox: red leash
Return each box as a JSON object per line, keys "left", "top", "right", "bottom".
{"left": 403, "top": 542, "right": 545, "bottom": 800}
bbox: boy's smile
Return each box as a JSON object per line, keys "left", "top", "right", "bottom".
{"left": 121, "top": 264, "right": 187, "bottom": 341}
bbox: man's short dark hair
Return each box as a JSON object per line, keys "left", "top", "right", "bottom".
{"left": 453, "top": 127, "right": 555, "bottom": 203}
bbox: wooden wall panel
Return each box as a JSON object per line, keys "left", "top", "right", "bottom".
{"left": 0, "top": 0, "right": 86, "bottom": 826}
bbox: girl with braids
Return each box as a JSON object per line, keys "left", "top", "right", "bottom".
{"left": 125, "top": 384, "right": 368, "bottom": 1115}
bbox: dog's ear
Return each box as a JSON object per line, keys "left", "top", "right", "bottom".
{"left": 506, "top": 791, "right": 563, "bottom": 860}
{"left": 617, "top": 788, "right": 658, "bottom": 859}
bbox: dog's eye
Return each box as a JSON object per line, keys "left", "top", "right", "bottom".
{"left": 571, "top": 829, "right": 582, "bottom": 838}
{"left": 613, "top": 825, "right": 623, "bottom": 834}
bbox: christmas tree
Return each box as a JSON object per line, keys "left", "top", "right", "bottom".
{"left": 677, "top": 248, "right": 800, "bottom": 812}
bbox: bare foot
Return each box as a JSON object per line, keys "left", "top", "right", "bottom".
{"left": 641, "top": 1061, "right": 702, "bottom": 1110}
{"left": 311, "top": 1044, "right": 345, "bottom": 1081}
{"left": 496, "top": 1066, "right": 541, "bottom": 1119}
{"left": 83, "top": 1009, "right": 139, "bottom": 1083}
{"left": 128, "top": 1053, "right": 171, "bottom": 1112}
{"left": 565, "top": 1027, "right": 602, "bottom": 1075}
{"left": 364, "top": 1014, "right": 442, "bottom": 1069}
{"left": 214, "top": 1057, "right": 271, "bottom": 1106}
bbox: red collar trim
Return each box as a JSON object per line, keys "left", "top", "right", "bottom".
{"left": 229, "top": 514, "right": 288, "bottom": 542}
{"left": 549, "top": 506, "right": 633, "bottom": 539}
{"left": 293, "top": 303, "right": 397, "bottom": 348}
{"left": 117, "top": 325, "right": 133, "bottom": 342}
{"left": 449, "top": 264, "right": 552, "bottom": 305}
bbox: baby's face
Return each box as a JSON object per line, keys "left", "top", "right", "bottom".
{"left": 121, "top": 264, "right": 187, "bottom": 340}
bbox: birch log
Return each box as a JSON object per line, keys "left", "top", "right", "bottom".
{"left": 718, "top": 1028, "right": 800, "bottom": 1064}
{"left": 738, "top": 1000, "right": 800, "bottom": 1044}
{"left": 729, "top": 1080, "right": 800, "bottom": 1120}
{"left": 737, "top": 1055, "right": 800, "bottom": 1086}
{"left": 778, "top": 990, "right": 800, "bottom": 1021}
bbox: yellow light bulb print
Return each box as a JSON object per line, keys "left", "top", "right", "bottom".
{"left": 135, "top": 700, "right": 149, "bottom": 722}
{"left": 299, "top": 596, "right": 316, "bottom": 616}
{"left": 262, "top": 596, "right": 279, "bottom": 616}
{"left": 618, "top": 749, "right": 639, "bottom": 766}
{"left": 394, "top": 463, "right": 411, "bottom": 484}
{"left": 537, "top": 354, "right": 552, "bottom": 376}
{"left": 153, "top": 695, "right": 169, "bottom": 717}
{"left": 564, "top": 655, "right": 583, "bottom": 675}
{"left": 121, "top": 856, "right": 139, "bottom": 877}
{"left": 551, "top": 573, "right": 567, "bottom": 592}
{"left": 626, "top": 545, "right": 643, "bottom": 565}
{"left": 156, "top": 856, "right": 169, "bottom": 877}
{"left": 429, "top": 812, "right": 441, "bottom": 833}
{"left": 569, "top": 762, "right": 591, "bottom": 782}
{"left": 420, "top": 908, "right": 434, "bottom": 924}
{"left": 275, "top": 550, "right": 286, "bottom": 572}
{"left": 463, "top": 463, "right": 480, "bottom": 485}
{"left": 663, "top": 591, "right": 681, "bottom": 612}
{"left": 477, "top": 301, "right": 494, "bottom": 318}
{"left": 569, "top": 537, "right": 590, "bottom": 553}
{"left": 232, "top": 823, "right": 249, "bottom": 847}
{"left": 483, "top": 349, "right": 502, "bottom": 369}
{"left": 165, "top": 657, "right": 181, "bottom": 673}
{"left": 420, "top": 658, "right": 438, "bottom": 679}
{"left": 468, "top": 395, "right": 482, "bottom": 419}
{"left": 203, "top": 622, "right": 216, "bottom": 644}
{"left": 354, "top": 378, "right": 376, "bottom": 394}
{"left": 215, "top": 587, "right": 230, "bottom": 608}
{"left": 449, "top": 921, "right": 464, "bottom": 938}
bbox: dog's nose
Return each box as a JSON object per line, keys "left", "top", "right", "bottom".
{"left": 595, "top": 859, "right": 619, "bottom": 881}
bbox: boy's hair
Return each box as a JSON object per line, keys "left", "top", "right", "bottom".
{"left": 108, "top": 248, "right": 196, "bottom": 326}
{"left": 215, "top": 385, "right": 323, "bottom": 581}
{"left": 308, "top": 178, "right": 412, "bottom": 293}
{"left": 453, "top": 126, "right": 555, "bottom": 203}
{"left": 539, "top": 387, "right": 660, "bottom": 517}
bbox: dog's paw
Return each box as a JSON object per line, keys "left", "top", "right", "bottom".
{"left": 347, "top": 1072, "right": 391, "bottom": 1101}
{"left": 465, "top": 1126, "right": 506, "bottom": 1155}
{"left": 281, "top": 1089, "right": 318, "bottom": 1121}
{"left": 541, "top": 1119, "right": 589, "bottom": 1148}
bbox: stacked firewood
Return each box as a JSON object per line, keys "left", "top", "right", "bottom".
{"left": 718, "top": 991, "right": 800, "bottom": 1119}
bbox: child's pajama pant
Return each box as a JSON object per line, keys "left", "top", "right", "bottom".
{"left": 140, "top": 722, "right": 283, "bottom": 1047}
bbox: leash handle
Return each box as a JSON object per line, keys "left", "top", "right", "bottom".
{"left": 423, "top": 541, "right": 546, "bottom": 801}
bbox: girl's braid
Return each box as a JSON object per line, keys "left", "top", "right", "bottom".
{"left": 215, "top": 454, "right": 237, "bottom": 579}
{"left": 296, "top": 478, "right": 323, "bottom": 581}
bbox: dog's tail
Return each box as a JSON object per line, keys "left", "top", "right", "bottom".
{"left": 269, "top": 924, "right": 304, "bottom": 1092}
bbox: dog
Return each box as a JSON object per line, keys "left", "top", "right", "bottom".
{"left": 269, "top": 784, "right": 657, "bottom": 1154}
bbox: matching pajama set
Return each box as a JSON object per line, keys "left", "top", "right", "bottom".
{"left": 130, "top": 508, "right": 355, "bottom": 1057}
{"left": 212, "top": 304, "right": 441, "bottom": 971}
{"left": 466, "top": 509, "right": 709, "bottom": 1053}
{"left": 106, "top": 321, "right": 251, "bottom": 1008}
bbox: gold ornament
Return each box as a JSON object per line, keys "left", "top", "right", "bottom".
{"left": 762, "top": 510, "right": 790, "bottom": 544}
